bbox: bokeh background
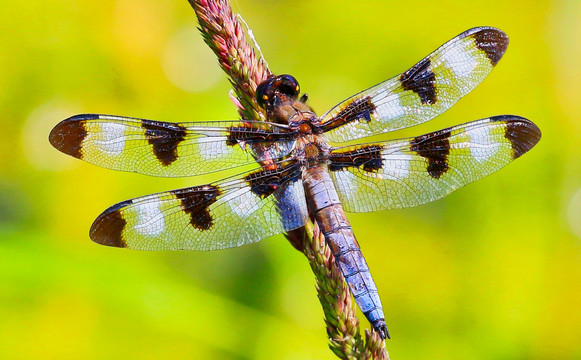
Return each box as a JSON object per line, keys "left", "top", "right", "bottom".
{"left": 1, "top": 0, "right": 580, "bottom": 359}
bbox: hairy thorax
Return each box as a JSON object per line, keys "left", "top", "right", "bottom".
{"left": 271, "top": 101, "right": 330, "bottom": 168}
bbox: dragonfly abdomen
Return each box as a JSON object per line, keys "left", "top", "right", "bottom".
{"left": 302, "top": 165, "right": 389, "bottom": 340}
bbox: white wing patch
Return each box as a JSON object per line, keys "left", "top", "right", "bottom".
{"left": 372, "top": 92, "right": 406, "bottom": 123}
{"left": 381, "top": 149, "right": 413, "bottom": 178}
{"left": 134, "top": 198, "right": 165, "bottom": 236}
{"left": 97, "top": 122, "right": 127, "bottom": 156}
{"left": 226, "top": 186, "right": 263, "bottom": 219}
{"left": 196, "top": 137, "right": 234, "bottom": 159}
{"left": 440, "top": 42, "right": 480, "bottom": 79}
{"left": 467, "top": 125, "right": 500, "bottom": 162}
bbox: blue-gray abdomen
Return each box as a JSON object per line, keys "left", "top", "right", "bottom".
{"left": 302, "top": 165, "right": 389, "bottom": 339}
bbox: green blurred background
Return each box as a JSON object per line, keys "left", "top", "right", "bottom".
{"left": 1, "top": 0, "right": 580, "bottom": 359}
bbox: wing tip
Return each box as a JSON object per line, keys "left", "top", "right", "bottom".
{"left": 89, "top": 200, "right": 133, "bottom": 248}
{"left": 49, "top": 115, "right": 94, "bottom": 159}
{"left": 492, "top": 115, "right": 541, "bottom": 159}
{"left": 464, "top": 27, "right": 509, "bottom": 66}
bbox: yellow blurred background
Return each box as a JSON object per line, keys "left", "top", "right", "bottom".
{"left": 1, "top": 0, "right": 580, "bottom": 359}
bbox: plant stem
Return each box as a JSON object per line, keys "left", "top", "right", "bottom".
{"left": 187, "top": 1, "right": 389, "bottom": 358}
{"left": 187, "top": 0, "right": 270, "bottom": 122}
{"left": 301, "top": 223, "right": 389, "bottom": 360}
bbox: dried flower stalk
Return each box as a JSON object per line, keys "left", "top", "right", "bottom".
{"left": 188, "top": 0, "right": 389, "bottom": 358}
{"left": 188, "top": 0, "right": 270, "bottom": 121}
{"left": 301, "top": 223, "right": 389, "bottom": 360}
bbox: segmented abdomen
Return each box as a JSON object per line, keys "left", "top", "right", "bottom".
{"left": 302, "top": 165, "right": 388, "bottom": 338}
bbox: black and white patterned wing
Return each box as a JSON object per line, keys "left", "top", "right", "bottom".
{"left": 89, "top": 161, "right": 309, "bottom": 250}
{"left": 49, "top": 114, "right": 296, "bottom": 177}
{"left": 329, "top": 116, "right": 541, "bottom": 212}
{"left": 320, "top": 27, "right": 509, "bottom": 142}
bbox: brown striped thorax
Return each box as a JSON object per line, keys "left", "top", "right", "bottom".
{"left": 49, "top": 27, "right": 541, "bottom": 341}
{"left": 255, "top": 74, "right": 329, "bottom": 168}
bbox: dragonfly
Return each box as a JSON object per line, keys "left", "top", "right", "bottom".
{"left": 49, "top": 27, "right": 541, "bottom": 340}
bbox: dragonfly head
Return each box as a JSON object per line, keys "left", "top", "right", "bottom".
{"left": 256, "top": 74, "right": 300, "bottom": 110}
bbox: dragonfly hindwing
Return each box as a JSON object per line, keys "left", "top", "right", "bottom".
{"left": 328, "top": 116, "right": 541, "bottom": 212}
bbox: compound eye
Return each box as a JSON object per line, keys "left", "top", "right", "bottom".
{"left": 256, "top": 77, "right": 275, "bottom": 109}
{"left": 277, "top": 74, "right": 300, "bottom": 99}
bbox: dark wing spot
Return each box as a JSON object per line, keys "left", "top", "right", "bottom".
{"left": 142, "top": 120, "right": 187, "bottom": 166}
{"left": 226, "top": 124, "right": 293, "bottom": 146}
{"left": 321, "top": 96, "right": 377, "bottom": 132}
{"left": 410, "top": 129, "right": 452, "bottom": 179}
{"left": 341, "top": 96, "right": 377, "bottom": 124}
{"left": 49, "top": 115, "right": 93, "bottom": 159}
{"left": 172, "top": 185, "right": 222, "bottom": 231}
{"left": 492, "top": 116, "right": 541, "bottom": 159}
{"left": 225, "top": 128, "right": 238, "bottom": 146}
{"left": 90, "top": 199, "right": 133, "bottom": 248}
{"left": 471, "top": 29, "right": 509, "bottom": 66}
{"left": 400, "top": 57, "right": 438, "bottom": 105}
{"left": 226, "top": 125, "right": 265, "bottom": 146}
{"left": 329, "top": 145, "right": 385, "bottom": 172}
{"left": 245, "top": 164, "right": 300, "bottom": 199}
